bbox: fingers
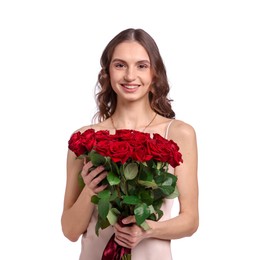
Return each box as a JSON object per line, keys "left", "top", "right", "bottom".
{"left": 114, "top": 224, "right": 144, "bottom": 248}
{"left": 114, "top": 236, "right": 132, "bottom": 249}
{"left": 114, "top": 223, "right": 141, "bottom": 236}
{"left": 121, "top": 216, "right": 136, "bottom": 225}
{"left": 81, "top": 162, "right": 108, "bottom": 193}
{"left": 83, "top": 164, "right": 105, "bottom": 182}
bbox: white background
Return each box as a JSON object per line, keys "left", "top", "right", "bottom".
{"left": 1, "top": 0, "right": 257, "bottom": 259}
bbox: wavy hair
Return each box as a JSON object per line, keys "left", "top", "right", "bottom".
{"left": 94, "top": 28, "right": 175, "bottom": 122}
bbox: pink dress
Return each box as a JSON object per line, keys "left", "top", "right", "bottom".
{"left": 79, "top": 120, "right": 175, "bottom": 260}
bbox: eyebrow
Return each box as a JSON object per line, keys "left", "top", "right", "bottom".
{"left": 111, "top": 58, "right": 151, "bottom": 65}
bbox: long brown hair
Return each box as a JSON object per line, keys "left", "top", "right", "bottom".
{"left": 94, "top": 28, "right": 175, "bottom": 122}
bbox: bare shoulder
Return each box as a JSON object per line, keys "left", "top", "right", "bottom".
{"left": 167, "top": 119, "right": 197, "bottom": 143}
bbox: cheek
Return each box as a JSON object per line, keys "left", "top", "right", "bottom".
{"left": 109, "top": 77, "right": 118, "bottom": 93}
{"left": 141, "top": 72, "right": 153, "bottom": 84}
{"left": 109, "top": 68, "right": 121, "bottom": 83}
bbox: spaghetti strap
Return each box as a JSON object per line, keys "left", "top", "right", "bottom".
{"left": 165, "top": 119, "right": 175, "bottom": 139}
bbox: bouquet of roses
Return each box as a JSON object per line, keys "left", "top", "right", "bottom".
{"left": 68, "top": 128, "right": 183, "bottom": 260}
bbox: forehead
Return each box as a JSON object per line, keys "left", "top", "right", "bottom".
{"left": 111, "top": 41, "right": 150, "bottom": 61}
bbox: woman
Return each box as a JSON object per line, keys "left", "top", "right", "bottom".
{"left": 61, "top": 28, "right": 199, "bottom": 260}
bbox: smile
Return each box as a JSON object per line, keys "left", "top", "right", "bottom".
{"left": 121, "top": 84, "right": 140, "bottom": 89}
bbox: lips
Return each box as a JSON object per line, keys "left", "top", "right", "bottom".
{"left": 121, "top": 84, "right": 140, "bottom": 89}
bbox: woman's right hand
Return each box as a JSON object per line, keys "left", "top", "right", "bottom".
{"left": 81, "top": 160, "right": 108, "bottom": 194}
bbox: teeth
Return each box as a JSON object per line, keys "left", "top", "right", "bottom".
{"left": 124, "top": 85, "right": 138, "bottom": 89}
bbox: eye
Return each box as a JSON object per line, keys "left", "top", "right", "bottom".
{"left": 138, "top": 63, "right": 149, "bottom": 69}
{"left": 114, "top": 63, "right": 126, "bottom": 69}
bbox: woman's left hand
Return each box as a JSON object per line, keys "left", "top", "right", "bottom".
{"left": 113, "top": 216, "right": 150, "bottom": 248}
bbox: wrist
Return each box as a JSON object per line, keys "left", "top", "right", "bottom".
{"left": 145, "top": 220, "right": 157, "bottom": 239}
{"left": 83, "top": 185, "right": 95, "bottom": 199}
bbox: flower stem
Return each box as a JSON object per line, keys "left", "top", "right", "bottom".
{"left": 122, "top": 254, "right": 131, "bottom": 260}
{"left": 116, "top": 185, "right": 121, "bottom": 198}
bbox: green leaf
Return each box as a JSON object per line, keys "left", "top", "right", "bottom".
{"left": 110, "top": 190, "right": 118, "bottom": 201}
{"left": 154, "top": 175, "right": 165, "bottom": 185}
{"left": 139, "top": 166, "right": 153, "bottom": 181}
{"left": 95, "top": 219, "right": 101, "bottom": 236}
{"left": 153, "top": 189, "right": 165, "bottom": 200}
{"left": 139, "top": 190, "right": 154, "bottom": 205}
{"left": 124, "top": 163, "right": 138, "bottom": 180}
{"left": 148, "top": 214, "right": 157, "bottom": 221}
{"left": 138, "top": 179, "right": 158, "bottom": 188}
{"left": 103, "top": 158, "right": 111, "bottom": 171}
{"left": 99, "top": 178, "right": 109, "bottom": 186}
{"left": 95, "top": 210, "right": 111, "bottom": 236}
{"left": 134, "top": 203, "right": 150, "bottom": 225}
{"left": 127, "top": 181, "right": 137, "bottom": 196}
{"left": 98, "top": 190, "right": 111, "bottom": 199}
{"left": 155, "top": 208, "right": 164, "bottom": 220}
{"left": 91, "top": 195, "right": 100, "bottom": 204}
{"left": 107, "top": 208, "right": 121, "bottom": 225}
{"left": 152, "top": 198, "right": 163, "bottom": 210}
{"left": 161, "top": 176, "right": 174, "bottom": 186}
{"left": 107, "top": 171, "right": 121, "bottom": 185}
{"left": 159, "top": 186, "right": 175, "bottom": 196}
{"left": 100, "top": 218, "right": 111, "bottom": 229}
{"left": 119, "top": 177, "right": 127, "bottom": 195}
{"left": 123, "top": 195, "right": 141, "bottom": 205}
{"left": 110, "top": 159, "right": 120, "bottom": 174}
{"left": 78, "top": 171, "right": 85, "bottom": 189}
{"left": 148, "top": 205, "right": 155, "bottom": 214}
{"left": 98, "top": 199, "right": 110, "bottom": 219}
{"left": 89, "top": 150, "right": 106, "bottom": 166}
{"left": 146, "top": 159, "right": 155, "bottom": 168}
{"left": 140, "top": 220, "right": 151, "bottom": 231}
{"left": 166, "top": 185, "right": 179, "bottom": 199}
{"left": 96, "top": 216, "right": 110, "bottom": 233}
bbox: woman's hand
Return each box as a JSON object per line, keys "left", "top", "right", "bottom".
{"left": 114, "top": 216, "right": 150, "bottom": 249}
{"left": 81, "top": 160, "right": 108, "bottom": 195}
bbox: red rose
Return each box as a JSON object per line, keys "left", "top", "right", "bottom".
{"left": 95, "top": 130, "right": 112, "bottom": 142}
{"left": 146, "top": 138, "right": 167, "bottom": 162}
{"left": 131, "top": 144, "right": 153, "bottom": 162}
{"left": 146, "top": 133, "right": 182, "bottom": 167}
{"left": 113, "top": 129, "right": 135, "bottom": 141}
{"left": 129, "top": 131, "right": 152, "bottom": 162}
{"left": 132, "top": 131, "right": 151, "bottom": 143}
{"left": 80, "top": 129, "right": 96, "bottom": 152}
{"left": 107, "top": 140, "right": 133, "bottom": 164}
{"left": 94, "top": 140, "right": 111, "bottom": 157}
{"left": 165, "top": 140, "right": 183, "bottom": 167}
{"left": 68, "top": 132, "right": 87, "bottom": 156}
{"left": 151, "top": 134, "right": 183, "bottom": 167}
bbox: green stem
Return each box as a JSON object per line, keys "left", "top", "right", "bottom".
{"left": 116, "top": 185, "right": 121, "bottom": 198}
{"left": 122, "top": 254, "right": 131, "bottom": 260}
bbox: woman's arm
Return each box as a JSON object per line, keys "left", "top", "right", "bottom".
{"left": 114, "top": 120, "right": 199, "bottom": 248}
{"left": 61, "top": 149, "right": 108, "bottom": 242}
{"left": 148, "top": 120, "right": 199, "bottom": 239}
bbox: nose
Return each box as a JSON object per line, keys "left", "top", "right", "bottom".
{"left": 124, "top": 67, "right": 136, "bottom": 81}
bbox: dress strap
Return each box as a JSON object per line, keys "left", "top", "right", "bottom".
{"left": 164, "top": 119, "right": 175, "bottom": 139}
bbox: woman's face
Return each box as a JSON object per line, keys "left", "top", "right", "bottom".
{"left": 109, "top": 41, "right": 154, "bottom": 103}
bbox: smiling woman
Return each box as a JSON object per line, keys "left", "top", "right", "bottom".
{"left": 109, "top": 41, "right": 153, "bottom": 100}
{"left": 61, "top": 28, "right": 199, "bottom": 260}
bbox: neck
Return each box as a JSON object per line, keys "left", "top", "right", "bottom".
{"left": 111, "top": 109, "right": 157, "bottom": 131}
{"left": 111, "top": 98, "right": 157, "bottom": 130}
